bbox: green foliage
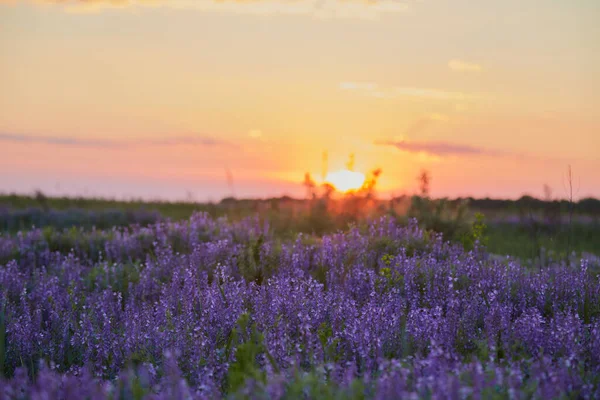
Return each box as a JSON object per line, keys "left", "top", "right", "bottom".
{"left": 460, "top": 212, "right": 488, "bottom": 251}
{"left": 407, "top": 196, "right": 472, "bottom": 243}
{"left": 381, "top": 254, "right": 393, "bottom": 266}
{"left": 376, "top": 258, "right": 405, "bottom": 294}
{"left": 369, "top": 235, "right": 430, "bottom": 266}
{"left": 0, "top": 193, "right": 212, "bottom": 221}
{"left": 304, "top": 198, "right": 336, "bottom": 236}
{"left": 485, "top": 222, "right": 600, "bottom": 260}
{"left": 114, "top": 370, "right": 151, "bottom": 400}
{"left": 3, "top": 193, "right": 600, "bottom": 260}
{"left": 235, "top": 234, "right": 282, "bottom": 285}
{"left": 310, "top": 264, "right": 329, "bottom": 286}
{"left": 129, "top": 374, "right": 149, "bottom": 400}
{"left": 317, "top": 322, "right": 341, "bottom": 363}
{"left": 226, "top": 313, "right": 279, "bottom": 394}
{"left": 278, "top": 370, "right": 366, "bottom": 400}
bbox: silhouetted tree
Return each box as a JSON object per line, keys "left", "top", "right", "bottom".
{"left": 418, "top": 170, "right": 431, "bottom": 197}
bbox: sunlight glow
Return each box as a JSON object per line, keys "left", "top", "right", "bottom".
{"left": 325, "top": 169, "right": 366, "bottom": 192}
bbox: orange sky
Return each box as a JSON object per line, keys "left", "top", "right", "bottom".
{"left": 1, "top": 0, "right": 599, "bottom": 200}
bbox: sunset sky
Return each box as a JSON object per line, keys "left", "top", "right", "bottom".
{"left": 1, "top": 0, "right": 599, "bottom": 200}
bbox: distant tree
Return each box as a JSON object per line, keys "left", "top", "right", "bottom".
{"left": 303, "top": 173, "right": 316, "bottom": 199}
{"left": 418, "top": 170, "right": 431, "bottom": 197}
{"left": 321, "top": 183, "right": 335, "bottom": 199}
{"left": 34, "top": 190, "right": 49, "bottom": 212}
{"left": 543, "top": 184, "right": 553, "bottom": 202}
{"left": 361, "top": 168, "right": 382, "bottom": 198}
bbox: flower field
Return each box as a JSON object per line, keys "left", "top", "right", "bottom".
{"left": 1, "top": 214, "right": 599, "bottom": 399}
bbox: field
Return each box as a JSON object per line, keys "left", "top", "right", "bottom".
{"left": 3, "top": 0, "right": 599, "bottom": 397}
{"left": 1, "top": 194, "right": 600, "bottom": 398}
{"left": 2, "top": 193, "right": 600, "bottom": 259}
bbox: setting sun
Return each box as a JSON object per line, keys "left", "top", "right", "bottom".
{"left": 325, "top": 169, "right": 366, "bottom": 193}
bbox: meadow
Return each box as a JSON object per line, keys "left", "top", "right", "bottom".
{"left": 2, "top": 192, "right": 599, "bottom": 259}
{"left": 1, "top": 193, "right": 600, "bottom": 399}
{"left": 2, "top": 0, "right": 598, "bottom": 397}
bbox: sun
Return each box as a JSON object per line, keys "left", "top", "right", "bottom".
{"left": 325, "top": 169, "right": 366, "bottom": 193}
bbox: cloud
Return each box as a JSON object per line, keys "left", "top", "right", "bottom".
{"left": 394, "top": 87, "right": 477, "bottom": 100}
{"left": 376, "top": 139, "right": 508, "bottom": 157}
{"left": 0, "top": 132, "right": 235, "bottom": 148}
{"left": 4, "top": 0, "right": 415, "bottom": 19}
{"left": 339, "top": 82, "right": 478, "bottom": 101}
{"left": 339, "top": 82, "right": 378, "bottom": 91}
{"left": 399, "top": 113, "right": 449, "bottom": 138}
{"left": 139, "top": 136, "right": 234, "bottom": 147}
{"left": 0, "top": 132, "right": 117, "bottom": 147}
{"left": 448, "top": 59, "right": 482, "bottom": 72}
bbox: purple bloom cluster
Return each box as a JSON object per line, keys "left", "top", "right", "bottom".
{"left": 1, "top": 214, "right": 599, "bottom": 399}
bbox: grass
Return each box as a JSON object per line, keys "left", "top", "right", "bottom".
{"left": 2, "top": 193, "right": 600, "bottom": 259}
{"left": 0, "top": 193, "right": 211, "bottom": 221}
{"left": 486, "top": 222, "right": 600, "bottom": 259}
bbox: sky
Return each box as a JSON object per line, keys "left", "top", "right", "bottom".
{"left": 1, "top": 0, "right": 599, "bottom": 201}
